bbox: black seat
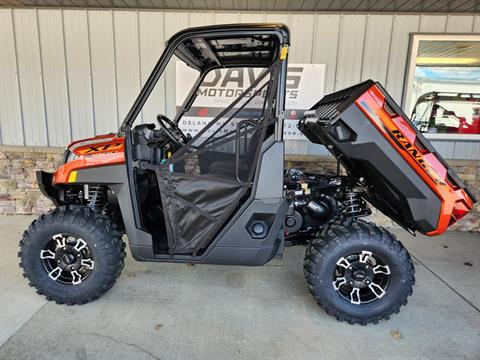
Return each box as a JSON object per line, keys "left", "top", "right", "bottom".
{"left": 205, "top": 127, "right": 263, "bottom": 181}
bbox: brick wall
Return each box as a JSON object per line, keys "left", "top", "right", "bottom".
{"left": 0, "top": 146, "right": 478, "bottom": 232}
{"left": 0, "top": 146, "right": 63, "bottom": 214}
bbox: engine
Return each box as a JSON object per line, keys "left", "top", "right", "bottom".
{"left": 284, "top": 168, "right": 371, "bottom": 243}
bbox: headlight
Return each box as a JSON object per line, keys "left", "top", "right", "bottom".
{"left": 64, "top": 150, "right": 78, "bottom": 163}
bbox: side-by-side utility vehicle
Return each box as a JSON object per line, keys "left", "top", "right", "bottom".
{"left": 20, "top": 24, "right": 476, "bottom": 324}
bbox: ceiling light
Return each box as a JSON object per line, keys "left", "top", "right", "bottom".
{"left": 416, "top": 57, "right": 478, "bottom": 65}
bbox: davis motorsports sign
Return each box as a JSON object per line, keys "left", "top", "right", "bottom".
{"left": 176, "top": 62, "right": 325, "bottom": 140}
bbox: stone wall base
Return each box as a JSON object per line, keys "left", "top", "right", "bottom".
{"left": 1, "top": 146, "right": 478, "bottom": 232}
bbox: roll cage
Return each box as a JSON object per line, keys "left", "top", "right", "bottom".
{"left": 119, "top": 23, "right": 290, "bottom": 135}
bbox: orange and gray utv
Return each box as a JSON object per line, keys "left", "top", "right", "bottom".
{"left": 20, "top": 23, "right": 475, "bottom": 325}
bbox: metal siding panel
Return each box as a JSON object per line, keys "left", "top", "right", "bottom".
{"left": 0, "top": 9, "right": 23, "bottom": 145}
{"left": 306, "top": 142, "right": 329, "bottom": 155}
{"left": 63, "top": 10, "right": 95, "bottom": 140}
{"left": 446, "top": 15, "right": 475, "bottom": 33}
{"left": 264, "top": 13, "right": 289, "bottom": 25}
{"left": 453, "top": 141, "right": 480, "bottom": 160}
{"left": 38, "top": 9, "right": 71, "bottom": 146}
{"left": 385, "top": 14, "right": 420, "bottom": 104}
{"left": 335, "top": 14, "right": 367, "bottom": 91}
{"left": 113, "top": 11, "right": 141, "bottom": 124}
{"left": 88, "top": 10, "right": 118, "bottom": 135}
{"left": 361, "top": 14, "right": 393, "bottom": 84}
{"left": 13, "top": 9, "right": 48, "bottom": 146}
{"left": 289, "top": 14, "right": 315, "bottom": 63}
{"left": 163, "top": 12, "right": 188, "bottom": 118}
{"left": 312, "top": 14, "right": 341, "bottom": 95}
{"left": 238, "top": 12, "right": 264, "bottom": 23}
{"left": 189, "top": 11, "right": 214, "bottom": 27}
{"left": 474, "top": 15, "right": 480, "bottom": 33}
{"left": 429, "top": 140, "right": 455, "bottom": 159}
{"left": 214, "top": 12, "right": 239, "bottom": 24}
{"left": 163, "top": 11, "right": 189, "bottom": 45}
{"left": 285, "top": 140, "right": 307, "bottom": 155}
{"left": 419, "top": 14, "right": 447, "bottom": 32}
{"left": 138, "top": 11, "right": 165, "bottom": 124}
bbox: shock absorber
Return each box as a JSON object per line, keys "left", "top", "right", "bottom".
{"left": 86, "top": 185, "right": 108, "bottom": 211}
{"left": 343, "top": 192, "right": 369, "bottom": 218}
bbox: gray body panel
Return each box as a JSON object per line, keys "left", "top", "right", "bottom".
{"left": 75, "top": 165, "right": 155, "bottom": 259}
{"left": 75, "top": 140, "right": 287, "bottom": 265}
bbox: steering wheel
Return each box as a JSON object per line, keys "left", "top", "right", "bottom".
{"left": 156, "top": 114, "right": 189, "bottom": 147}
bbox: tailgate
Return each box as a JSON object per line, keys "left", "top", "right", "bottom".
{"left": 298, "top": 80, "right": 476, "bottom": 236}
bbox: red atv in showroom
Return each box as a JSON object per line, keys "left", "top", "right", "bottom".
{"left": 20, "top": 24, "right": 475, "bottom": 325}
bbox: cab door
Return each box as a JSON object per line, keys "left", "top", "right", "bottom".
{"left": 157, "top": 63, "right": 280, "bottom": 255}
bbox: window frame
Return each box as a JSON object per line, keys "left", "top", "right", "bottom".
{"left": 403, "top": 33, "right": 480, "bottom": 140}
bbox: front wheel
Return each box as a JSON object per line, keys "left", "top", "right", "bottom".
{"left": 304, "top": 219, "right": 415, "bottom": 325}
{"left": 19, "top": 206, "right": 125, "bottom": 305}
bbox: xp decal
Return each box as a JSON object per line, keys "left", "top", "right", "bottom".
{"left": 53, "top": 135, "right": 125, "bottom": 185}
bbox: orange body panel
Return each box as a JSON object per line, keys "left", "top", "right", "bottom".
{"left": 53, "top": 134, "right": 125, "bottom": 185}
{"left": 355, "top": 85, "right": 474, "bottom": 236}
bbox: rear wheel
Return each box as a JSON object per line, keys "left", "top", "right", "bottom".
{"left": 19, "top": 206, "right": 125, "bottom": 305}
{"left": 304, "top": 219, "right": 415, "bottom": 324}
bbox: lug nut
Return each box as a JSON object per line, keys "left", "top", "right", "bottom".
{"left": 70, "top": 266, "right": 75, "bottom": 270}
{"left": 366, "top": 280, "right": 370, "bottom": 284}
{"left": 365, "top": 265, "right": 369, "bottom": 269}
{"left": 349, "top": 266, "right": 353, "bottom": 270}
{"left": 63, "top": 247, "right": 67, "bottom": 250}
{"left": 349, "top": 280, "right": 354, "bottom": 285}
{"left": 77, "top": 254, "right": 81, "bottom": 257}
{"left": 57, "top": 260, "right": 61, "bottom": 263}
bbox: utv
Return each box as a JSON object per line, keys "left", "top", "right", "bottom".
{"left": 411, "top": 91, "right": 480, "bottom": 134}
{"left": 20, "top": 23, "right": 475, "bottom": 325}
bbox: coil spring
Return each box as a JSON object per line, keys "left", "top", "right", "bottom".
{"left": 87, "top": 185, "right": 108, "bottom": 211}
{"left": 343, "top": 192, "right": 366, "bottom": 218}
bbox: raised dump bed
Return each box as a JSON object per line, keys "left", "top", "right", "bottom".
{"left": 299, "top": 80, "right": 476, "bottom": 236}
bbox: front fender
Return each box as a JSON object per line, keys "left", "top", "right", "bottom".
{"left": 36, "top": 170, "right": 62, "bottom": 206}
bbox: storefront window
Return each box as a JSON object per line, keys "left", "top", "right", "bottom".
{"left": 405, "top": 35, "right": 480, "bottom": 136}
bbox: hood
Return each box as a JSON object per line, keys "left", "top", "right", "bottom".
{"left": 53, "top": 133, "right": 125, "bottom": 185}
{"left": 67, "top": 133, "right": 124, "bottom": 157}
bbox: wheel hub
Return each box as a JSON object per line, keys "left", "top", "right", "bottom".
{"left": 40, "top": 234, "right": 95, "bottom": 285}
{"left": 352, "top": 269, "right": 367, "bottom": 281}
{"left": 342, "top": 262, "right": 374, "bottom": 288}
{"left": 332, "top": 250, "right": 391, "bottom": 305}
{"left": 57, "top": 247, "right": 80, "bottom": 266}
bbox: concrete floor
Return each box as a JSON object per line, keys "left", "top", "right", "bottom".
{"left": 0, "top": 215, "right": 479, "bottom": 360}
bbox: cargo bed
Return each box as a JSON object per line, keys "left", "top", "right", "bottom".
{"left": 299, "top": 80, "right": 476, "bottom": 236}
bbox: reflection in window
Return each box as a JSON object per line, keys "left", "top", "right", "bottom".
{"left": 410, "top": 40, "right": 480, "bottom": 134}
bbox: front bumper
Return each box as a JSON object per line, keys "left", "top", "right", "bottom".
{"left": 36, "top": 170, "right": 62, "bottom": 206}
